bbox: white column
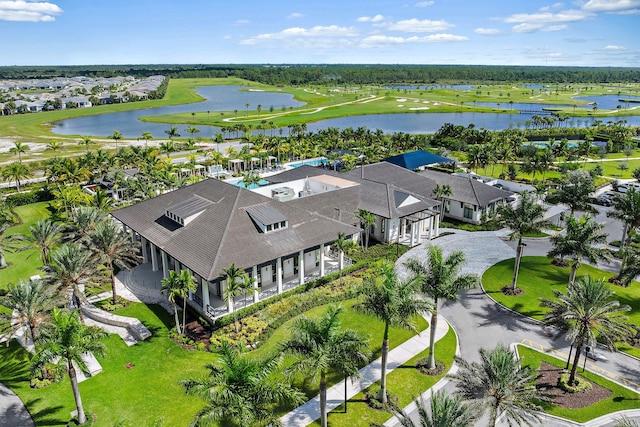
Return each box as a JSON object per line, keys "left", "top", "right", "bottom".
{"left": 141, "top": 237, "right": 149, "bottom": 263}
{"left": 276, "top": 257, "right": 283, "bottom": 294}
{"left": 319, "top": 244, "right": 325, "bottom": 277}
{"left": 298, "top": 250, "right": 305, "bottom": 285}
{"left": 129, "top": 229, "right": 135, "bottom": 244}
{"left": 225, "top": 280, "right": 233, "bottom": 313}
{"left": 161, "top": 251, "right": 169, "bottom": 279}
{"left": 435, "top": 215, "right": 440, "bottom": 237}
{"left": 150, "top": 242, "right": 158, "bottom": 271}
{"left": 410, "top": 222, "right": 415, "bottom": 247}
{"left": 428, "top": 217, "right": 433, "bottom": 240}
{"left": 339, "top": 250, "right": 344, "bottom": 271}
{"left": 202, "top": 281, "right": 210, "bottom": 312}
{"left": 252, "top": 265, "right": 259, "bottom": 303}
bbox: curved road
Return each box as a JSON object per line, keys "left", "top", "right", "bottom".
{"left": 394, "top": 227, "right": 640, "bottom": 426}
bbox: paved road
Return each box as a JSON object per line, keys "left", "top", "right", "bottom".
{"left": 0, "top": 383, "right": 33, "bottom": 427}
{"left": 392, "top": 226, "right": 640, "bottom": 426}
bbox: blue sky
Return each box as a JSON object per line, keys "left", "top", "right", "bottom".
{"left": 1, "top": 0, "right": 638, "bottom": 66}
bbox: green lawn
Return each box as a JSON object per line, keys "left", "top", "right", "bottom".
{"left": 483, "top": 256, "right": 640, "bottom": 358}
{"left": 0, "top": 298, "right": 428, "bottom": 426}
{"left": 313, "top": 328, "right": 457, "bottom": 427}
{"left": 518, "top": 346, "right": 640, "bottom": 422}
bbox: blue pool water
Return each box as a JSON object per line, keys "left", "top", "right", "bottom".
{"left": 234, "top": 179, "right": 269, "bottom": 189}
{"left": 288, "top": 158, "right": 326, "bottom": 168}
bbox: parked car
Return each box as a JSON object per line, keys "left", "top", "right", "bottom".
{"left": 584, "top": 346, "right": 608, "bottom": 361}
{"left": 594, "top": 195, "right": 612, "bottom": 206}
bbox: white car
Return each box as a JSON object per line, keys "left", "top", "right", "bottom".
{"left": 584, "top": 346, "right": 608, "bottom": 361}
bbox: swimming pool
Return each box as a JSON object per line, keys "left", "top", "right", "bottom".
{"left": 288, "top": 158, "right": 327, "bottom": 168}
{"left": 234, "top": 179, "right": 269, "bottom": 189}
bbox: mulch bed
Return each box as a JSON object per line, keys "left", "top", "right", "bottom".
{"left": 501, "top": 285, "right": 524, "bottom": 296}
{"left": 535, "top": 362, "right": 612, "bottom": 408}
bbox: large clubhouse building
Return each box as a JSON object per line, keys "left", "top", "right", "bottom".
{"left": 112, "top": 161, "right": 512, "bottom": 321}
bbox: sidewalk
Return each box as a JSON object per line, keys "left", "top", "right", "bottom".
{"left": 279, "top": 313, "right": 450, "bottom": 427}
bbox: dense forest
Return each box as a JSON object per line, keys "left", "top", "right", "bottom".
{"left": 0, "top": 64, "right": 639, "bottom": 85}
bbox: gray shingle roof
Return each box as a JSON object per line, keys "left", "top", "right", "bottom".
{"left": 112, "top": 178, "right": 360, "bottom": 281}
{"left": 166, "top": 195, "right": 212, "bottom": 219}
{"left": 246, "top": 204, "right": 287, "bottom": 226}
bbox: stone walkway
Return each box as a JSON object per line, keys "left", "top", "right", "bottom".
{"left": 279, "top": 312, "right": 450, "bottom": 427}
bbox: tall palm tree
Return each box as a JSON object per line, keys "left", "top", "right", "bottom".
{"left": 110, "top": 130, "right": 122, "bottom": 151}
{"left": 356, "top": 209, "right": 376, "bottom": 251}
{"left": 497, "top": 191, "right": 549, "bottom": 291}
{"left": 46, "top": 139, "right": 63, "bottom": 154}
{"left": 221, "top": 263, "right": 247, "bottom": 334}
{"left": 432, "top": 184, "right": 452, "bottom": 221}
{"left": 2, "top": 161, "right": 31, "bottom": 193}
{"left": 9, "top": 219, "right": 62, "bottom": 265}
{"left": 182, "top": 340, "right": 304, "bottom": 427}
{"left": 0, "top": 218, "right": 17, "bottom": 269}
{"left": 540, "top": 276, "right": 634, "bottom": 386}
{"left": 46, "top": 243, "right": 98, "bottom": 312}
{"left": 63, "top": 206, "right": 106, "bottom": 244}
{"left": 178, "top": 269, "right": 197, "bottom": 334}
{"left": 31, "top": 308, "right": 106, "bottom": 425}
{"left": 550, "top": 170, "right": 595, "bottom": 216}
{"left": 355, "top": 260, "right": 431, "bottom": 404}
{"left": 161, "top": 270, "right": 184, "bottom": 335}
{"left": 377, "top": 390, "right": 479, "bottom": 427}
{"left": 140, "top": 131, "right": 153, "bottom": 148}
{"left": 332, "top": 232, "right": 355, "bottom": 285}
{"left": 79, "top": 136, "right": 93, "bottom": 153}
{"left": 164, "top": 125, "right": 180, "bottom": 142}
{"left": 0, "top": 279, "right": 56, "bottom": 345}
{"left": 9, "top": 141, "right": 29, "bottom": 163}
{"left": 608, "top": 187, "right": 640, "bottom": 251}
{"left": 280, "top": 304, "right": 370, "bottom": 427}
{"left": 547, "top": 214, "right": 610, "bottom": 285}
{"left": 449, "top": 344, "right": 544, "bottom": 427}
{"left": 405, "top": 246, "right": 477, "bottom": 370}
{"left": 88, "top": 220, "right": 140, "bottom": 304}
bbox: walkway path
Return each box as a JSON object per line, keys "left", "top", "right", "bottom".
{"left": 279, "top": 312, "right": 450, "bottom": 427}
{"left": 0, "top": 383, "right": 33, "bottom": 427}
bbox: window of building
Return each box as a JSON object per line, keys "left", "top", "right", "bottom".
{"left": 464, "top": 206, "right": 473, "bottom": 219}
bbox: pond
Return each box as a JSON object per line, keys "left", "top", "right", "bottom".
{"left": 51, "top": 86, "right": 640, "bottom": 138}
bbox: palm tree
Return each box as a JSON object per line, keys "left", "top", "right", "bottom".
{"left": 0, "top": 279, "right": 56, "bottom": 345}
{"left": 497, "top": 191, "right": 549, "bottom": 291}
{"left": 46, "top": 243, "right": 98, "bottom": 313}
{"left": 63, "top": 206, "right": 106, "bottom": 244}
{"left": 355, "top": 260, "right": 431, "bottom": 404}
{"left": 178, "top": 269, "right": 197, "bottom": 334}
{"left": 356, "top": 209, "right": 376, "bottom": 251}
{"left": 161, "top": 270, "right": 184, "bottom": 335}
{"left": 550, "top": 170, "right": 595, "bottom": 216}
{"left": 405, "top": 246, "right": 477, "bottom": 370}
{"left": 0, "top": 218, "right": 16, "bottom": 268}
{"left": 540, "top": 276, "right": 635, "bottom": 386}
{"left": 2, "top": 161, "right": 31, "bottom": 193}
{"left": 547, "top": 214, "right": 610, "bottom": 285}
{"left": 140, "top": 131, "right": 153, "bottom": 148}
{"left": 432, "top": 184, "right": 452, "bottom": 221}
{"left": 31, "top": 308, "right": 106, "bottom": 425}
{"left": 332, "top": 232, "right": 355, "bottom": 285}
{"left": 88, "top": 220, "right": 140, "bottom": 304}
{"left": 240, "top": 170, "right": 261, "bottom": 189}
{"left": 221, "top": 263, "right": 247, "bottom": 334}
{"left": 46, "top": 139, "right": 63, "bottom": 154}
{"left": 377, "top": 390, "right": 479, "bottom": 427}
{"left": 280, "top": 304, "right": 370, "bottom": 427}
{"left": 182, "top": 340, "right": 304, "bottom": 427}
{"left": 79, "top": 136, "right": 93, "bottom": 153}
{"left": 9, "top": 219, "right": 62, "bottom": 265}
{"left": 608, "top": 187, "right": 640, "bottom": 251}
{"left": 9, "top": 141, "right": 29, "bottom": 163}
{"left": 110, "top": 130, "right": 122, "bottom": 150}
{"left": 449, "top": 344, "right": 544, "bottom": 427}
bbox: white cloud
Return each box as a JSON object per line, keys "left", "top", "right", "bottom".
{"left": 240, "top": 25, "right": 359, "bottom": 45}
{"left": 360, "top": 33, "right": 467, "bottom": 47}
{"left": 504, "top": 8, "right": 592, "bottom": 32}
{"left": 357, "top": 14, "right": 384, "bottom": 22}
{"left": 542, "top": 24, "right": 567, "bottom": 31}
{"left": 385, "top": 18, "right": 454, "bottom": 32}
{"left": 0, "top": 0, "right": 62, "bottom": 22}
{"left": 581, "top": 0, "right": 640, "bottom": 12}
{"left": 474, "top": 27, "right": 501, "bottom": 35}
{"left": 235, "top": 19, "right": 249, "bottom": 24}
{"left": 604, "top": 44, "right": 626, "bottom": 50}
{"left": 287, "top": 12, "right": 303, "bottom": 19}
{"left": 223, "top": 35, "right": 232, "bottom": 40}
{"left": 414, "top": 1, "right": 434, "bottom": 6}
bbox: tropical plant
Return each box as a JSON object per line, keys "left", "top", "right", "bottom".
{"left": 110, "top": 130, "right": 122, "bottom": 150}
{"left": 2, "top": 161, "right": 31, "bottom": 193}
{"left": 280, "top": 304, "right": 370, "bottom": 427}
{"left": 9, "top": 141, "right": 29, "bottom": 163}
{"left": 88, "top": 219, "right": 140, "bottom": 304}
{"left": 178, "top": 269, "right": 197, "bottom": 334}
{"left": 161, "top": 270, "right": 184, "bottom": 335}
{"left": 0, "top": 217, "right": 17, "bottom": 268}
{"left": 608, "top": 187, "right": 640, "bottom": 252}
{"left": 356, "top": 209, "right": 376, "bottom": 251}
{"left": 405, "top": 245, "right": 477, "bottom": 369}
{"left": 332, "top": 232, "right": 355, "bottom": 285}
{"left": 548, "top": 170, "right": 596, "bottom": 215}
{"left": 355, "top": 260, "right": 430, "bottom": 404}
{"left": 221, "top": 263, "right": 247, "bottom": 334}
{"left": 497, "top": 191, "right": 549, "bottom": 291}
{"left": 31, "top": 308, "right": 107, "bottom": 425}
{"left": 540, "top": 276, "right": 635, "bottom": 386}
{"left": 9, "top": 219, "right": 62, "bottom": 265}
{"left": 432, "top": 184, "right": 452, "bottom": 221}
{"left": 547, "top": 214, "right": 610, "bottom": 285}
{"left": 449, "top": 344, "right": 544, "bottom": 427}
{"left": 0, "top": 279, "right": 56, "bottom": 345}
{"left": 46, "top": 243, "right": 98, "bottom": 312}
{"left": 376, "top": 390, "right": 479, "bottom": 427}
{"left": 79, "top": 136, "right": 93, "bottom": 152}
{"left": 182, "top": 340, "right": 304, "bottom": 427}
{"left": 240, "top": 170, "right": 261, "bottom": 189}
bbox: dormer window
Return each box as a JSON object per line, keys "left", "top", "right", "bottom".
{"left": 246, "top": 204, "right": 288, "bottom": 233}
{"left": 165, "top": 195, "right": 212, "bottom": 227}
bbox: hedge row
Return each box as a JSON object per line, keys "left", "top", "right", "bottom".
{"left": 4, "top": 188, "right": 54, "bottom": 207}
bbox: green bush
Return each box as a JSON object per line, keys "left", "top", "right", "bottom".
{"left": 558, "top": 372, "right": 593, "bottom": 393}
{"left": 4, "top": 189, "right": 54, "bottom": 207}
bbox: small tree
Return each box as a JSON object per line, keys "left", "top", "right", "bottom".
{"left": 161, "top": 270, "right": 184, "bottom": 335}
{"left": 432, "top": 184, "right": 452, "bottom": 221}
{"left": 221, "top": 263, "right": 247, "bottom": 334}
{"left": 356, "top": 209, "right": 376, "bottom": 251}
{"left": 377, "top": 390, "right": 479, "bottom": 427}
{"left": 0, "top": 279, "right": 56, "bottom": 345}
{"left": 332, "top": 232, "right": 355, "bottom": 285}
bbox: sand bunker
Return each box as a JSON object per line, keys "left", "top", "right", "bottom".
{"left": 397, "top": 104, "right": 405, "bottom": 107}
{"left": 409, "top": 107, "right": 430, "bottom": 110}
{"left": 397, "top": 98, "right": 407, "bottom": 102}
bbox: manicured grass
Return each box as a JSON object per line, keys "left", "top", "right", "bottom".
{"left": 0, "top": 202, "right": 52, "bottom": 290}
{"left": 311, "top": 328, "right": 457, "bottom": 427}
{"left": 517, "top": 345, "right": 640, "bottom": 422}
{"left": 483, "top": 256, "right": 640, "bottom": 358}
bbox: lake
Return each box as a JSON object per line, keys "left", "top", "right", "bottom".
{"left": 51, "top": 86, "right": 640, "bottom": 138}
